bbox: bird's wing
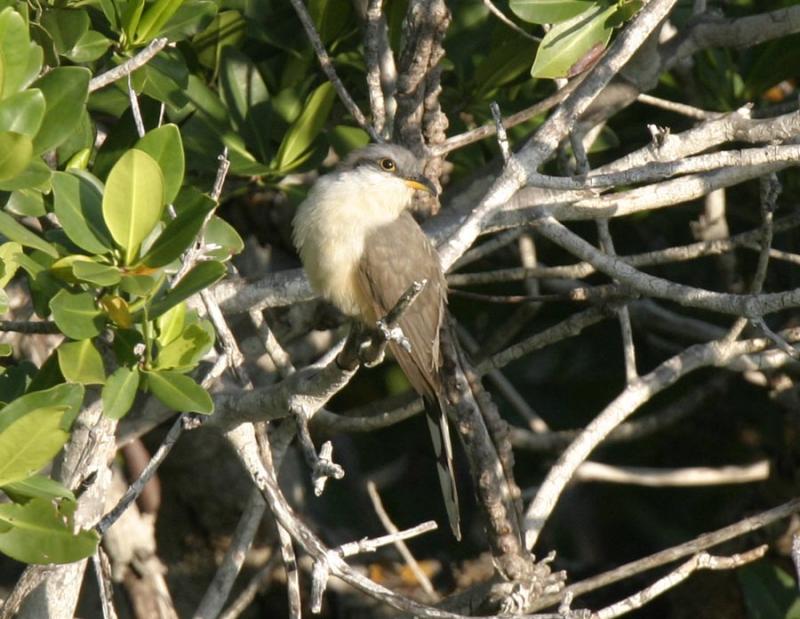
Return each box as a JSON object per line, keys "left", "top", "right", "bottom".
{"left": 358, "top": 211, "right": 461, "bottom": 539}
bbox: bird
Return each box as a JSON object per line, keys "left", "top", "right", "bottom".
{"left": 292, "top": 143, "right": 462, "bottom": 539}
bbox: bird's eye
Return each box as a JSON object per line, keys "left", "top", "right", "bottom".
{"left": 378, "top": 158, "right": 396, "bottom": 172}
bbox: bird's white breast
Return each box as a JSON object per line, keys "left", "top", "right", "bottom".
{"left": 292, "top": 167, "right": 414, "bottom": 318}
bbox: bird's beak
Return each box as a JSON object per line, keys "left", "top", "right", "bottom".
{"left": 404, "top": 175, "right": 438, "bottom": 197}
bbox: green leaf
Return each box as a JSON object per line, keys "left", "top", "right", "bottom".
{"left": 273, "top": 82, "right": 334, "bottom": 173}
{"left": 155, "top": 322, "right": 213, "bottom": 371}
{"left": 148, "top": 260, "right": 225, "bottom": 318}
{"left": 0, "top": 210, "right": 57, "bottom": 257}
{"left": 0, "top": 383, "right": 82, "bottom": 433}
{"left": 0, "top": 90, "right": 45, "bottom": 137}
{"left": 193, "top": 10, "right": 246, "bottom": 71}
{"left": 57, "top": 339, "right": 105, "bottom": 385}
{"left": 156, "top": 302, "right": 185, "bottom": 345}
{"left": 0, "top": 405, "right": 69, "bottom": 487}
{"left": 531, "top": 3, "right": 616, "bottom": 79}
{"left": 219, "top": 47, "right": 270, "bottom": 161}
{"left": 739, "top": 562, "right": 799, "bottom": 619}
{"left": 509, "top": 0, "right": 593, "bottom": 24}
{"left": 65, "top": 30, "right": 112, "bottom": 63}
{"left": 0, "top": 242, "right": 22, "bottom": 287}
{"left": 134, "top": 0, "right": 185, "bottom": 44}
{"left": 134, "top": 125, "right": 184, "bottom": 204}
{"left": 6, "top": 188, "right": 46, "bottom": 217}
{"left": 0, "top": 132, "right": 32, "bottom": 182}
{"left": 140, "top": 191, "right": 215, "bottom": 268}
{"left": 41, "top": 8, "right": 90, "bottom": 57}
{"left": 52, "top": 171, "right": 113, "bottom": 254}
{"left": 121, "top": 0, "right": 146, "bottom": 44}
{"left": 120, "top": 272, "right": 163, "bottom": 297}
{"left": 31, "top": 67, "right": 91, "bottom": 153}
{"left": 2, "top": 475, "right": 74, "bottom": 502}
{"left": 328, "top": 124, "right": 369, "bottom": 158}
{"left": 102, "top": 366, "right": 139, "bottom": 419}
{"left": 102, "top": 148, "right": 166, "bottom": 264}
{"left": 72, "top": 260, "right": 121, "bottom": 286}
{"left": 145, "top": 369, "right": 212, "bottom": 413}
{"left": 0, "top": 7, "right": 41, "bottom": 98}
{"left": 0, "top": 158, "right": 52, "bottom": 192}
{"left": 0, "top": 498, "right": 99, "bottom": 564}
{"left": 204, "top": 216, "right": 243, "bottom": 261}
{"left": 156, "top": 0, "right": 216, "bottom": 41}
{"left": 49, "top": 290, "right": 105, "bottom": 340}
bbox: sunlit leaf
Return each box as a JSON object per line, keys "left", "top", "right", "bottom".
{"left": 0, "top": 405, "right": 69, "bottom": 487}
{"left": 0, "top": 498, "right": 98, "bottom": 564}
{"left": 102, "top": 366, "right": 139, "bottom": 419}
{"left": 57, "top": 339, "right": 105, "bottom": 385}
{"left": 102, "top": 148, "right": 166, "bottom": 264}
{"left": 145, "top": 369, "right": 212, "bottom": 413}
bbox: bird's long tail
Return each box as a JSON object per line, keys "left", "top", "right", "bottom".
{"left": 423, "top": 398, "right": 461, "bottom": 540}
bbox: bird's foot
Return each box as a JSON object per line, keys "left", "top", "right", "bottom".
{"left": 376, "top": 319, "right": 411, "bottom": 352}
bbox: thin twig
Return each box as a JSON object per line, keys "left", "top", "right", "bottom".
{"left": 482, "top": 0, "right": 540, "bottom": 42}
{"left": 127, "top": 74, "right": 146, "bottom": 138}
{"left": 366, "top": 481, "right": 437, "bottom": 599}
{"left": 574, "top": 460, "right": 770, "bottom": 487}
{"left": 89, "top": 38, "right": 169, "bottom": 92}
{"left": 288, "top": 0, "right": 380, "bottom": 142}
{"left": 96, "top": 415, "right": 185, "bottom": 535}
{"left": 532, "top": 497, "right": 800, "bottom": 610}
{"left": 595, "top": 546, "right": 768, "bottom": 619}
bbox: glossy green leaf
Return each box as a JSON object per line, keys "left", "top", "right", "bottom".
{"left": 219, "top": 47, "right": 270, "bottom": 160}
{"left": 156, "top": 302, "right": 186, "bottom": 346}
{"left": 328, "top": 124, "right": 369, "bottom": 157}
{"left": 134, "top": 0, "right": 185, "bottom": 44}
{"left": 509, "top": 0, "right": 593, "bottom": 24}
{"left": 193, "top": 10, "right": 246, "bottom": 71}
{"left": 0, "top": 210, "right": 57, "bottom": 257}
{"left": 0, "top": 289, "right": 8, "bottom": 314}
{"left": 6, "top": 188, "right": 45, "bottom": 217}
{"left": 0, "top": 405, "right": 69, "bottom": 486}
{"left": 32, "top": 67, "right": 91, "bottom": 153}
{"left": 72, "top": 261, "right": 121, "bottom": 286}
{"left": 102, "top": 148, "right": 166, "bottom": 264}
{"left": 102, "top": 366, "right": 139, "bottom": 419}
{"left": 156, "top": 0, "right": 216, "bottom": 41}
{"left": 52, "top": 171, "right": 113, "bottom": 254}
{"left": 0, "top": 242, "right": 22, "bottom": 288}
{"left": 155, "top": 322, "right": 213, "bottom": 371}
{"left": 0, "top": 158, "right": 52, "bottom": 192}
{"left": 273, "top": 82, "right": 334, "bottom": 173}
{"left": 50, "top": 255, "right": 95, "bottom": 284}
{"left": 0, "top": 383, "right": 82, "bottom": 433}
{"left": 135, "top": 125, "right": 184, "bottom": 204}
{"left": 2, "top": 475, "right": 74, "bottom": 502}
{"left": 0, "top": 132, "right": 32, "bottom": 181}
{"left": 0, "top": 90, "right": 45, "bottom": 137}
{"left": 148, "top": 260, "right": 225, "bottom": 318}
{"left": 0, "top": 7, "right": 41, "bottom": 98}
{"left": 120, "top": 272, "right": 164, "bottom": 297}
{"left": 204, "top": 216, "right": 243, "bottom": 261}
{"left": 41, "top": 8, "right": 89, "bottom": 56}
{"left": 49, "top": 290, "right": 105, "bottom": 340}
{"left": 57, "top": 339, "right": 105, "bottom": 385}
{"left": 65, "top": 30, "right": 112, "bottom": 63}
{"left": 0, "top": 498, "right": 99, "bottom": 564}
{"left": 0, "top": 343, "right": 11, "bottom": 357}
{"left": 145, "top": 369, "right": 212, "bottom": 413}
{"left": 140, "top": 191, "right": 215, "bottom": 268}
{"left": 531, "top": 3, "right": 615, "bottom": 79}
{"left": 121, "top": 0, "right": 145, "bottom": 43}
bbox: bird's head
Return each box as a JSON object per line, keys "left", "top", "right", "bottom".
{"left": 341, "top": 143, "right": 438, "bottom": 199}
